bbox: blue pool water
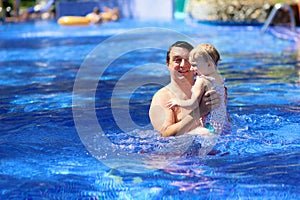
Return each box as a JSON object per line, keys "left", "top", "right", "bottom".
{"left": 1, "top": 19, "right": 300, "bottom": 199}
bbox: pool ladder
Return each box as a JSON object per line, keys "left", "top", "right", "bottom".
{"left": 261, "top": 3, "right": 296, "bottom": 34}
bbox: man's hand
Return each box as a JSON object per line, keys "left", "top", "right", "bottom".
{"left": 166, "top": 98, "right": 179, "bottom": 109}
{"left": 199, "top": 89, "right": 221, "bottom": 116}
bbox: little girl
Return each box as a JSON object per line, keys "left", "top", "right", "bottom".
{"left": 167, "top": 43, "right": 229, "bottom": 135}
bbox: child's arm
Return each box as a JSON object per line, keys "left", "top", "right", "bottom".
{"left": 167, "top": 78, "right": 207, "bottom": 110}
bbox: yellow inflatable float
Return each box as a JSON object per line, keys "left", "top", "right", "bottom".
{"left": 58, "top": 16, "right": 91, "bottom": 26}
{"left": 57, "top": 7, "right": 119, "bottom": 26}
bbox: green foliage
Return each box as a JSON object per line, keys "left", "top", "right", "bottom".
{"left": 8, "top": 0, "right": 36, "bottom": 8}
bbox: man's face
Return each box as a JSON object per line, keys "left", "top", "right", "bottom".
{"left": 167, "top": 47, "right": 192, "bottom": 80}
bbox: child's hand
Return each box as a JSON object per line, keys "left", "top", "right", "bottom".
{"left": 166, "top": 99, "right": 179, "bottom": 109}
{"left": 191, "top": 66, "right": 201, "bottom": 76}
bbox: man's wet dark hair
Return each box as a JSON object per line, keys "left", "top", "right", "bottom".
{"left": 166, "top": 41, "right": 194, "bottom": 63}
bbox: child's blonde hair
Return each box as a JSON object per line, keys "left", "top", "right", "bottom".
{"left": 189, "top": 43, "right": 220, "bottom": 67}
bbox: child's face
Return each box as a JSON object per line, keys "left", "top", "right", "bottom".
{"left": 190, "top": 56, "right": 214, "bottom": 76}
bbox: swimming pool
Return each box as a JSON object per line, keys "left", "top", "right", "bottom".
{"left": 1, "top": 19, "right": 300, "bottom": 199}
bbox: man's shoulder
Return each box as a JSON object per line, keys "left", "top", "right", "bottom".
{"left": 151, "top": 86, "right": 172, "bottom": 105}
{"left": 154, "top": 86, "right": 167, "bottom": 93}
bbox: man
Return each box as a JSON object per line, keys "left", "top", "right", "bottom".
{"left": 149, "top": 41, "right": 221, "bottom": 137}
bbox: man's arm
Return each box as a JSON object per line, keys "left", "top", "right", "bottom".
{"left": 149, "top": 89, "right": 201, "bottom": 137}
{"left": 163, "top": 89, "right": 221, "bottom": 136}
{"left": 149, "top": 89, "right": 221, "bottom": 137}
{"left": 199, "top": 89, "right": 221, "bottom": 116}
{"left": 149, "top": 103, "right": 200, "bottom": 137}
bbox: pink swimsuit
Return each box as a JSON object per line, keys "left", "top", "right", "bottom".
{"left": 193, "top": 75, "right": 230, "bottom": 135}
